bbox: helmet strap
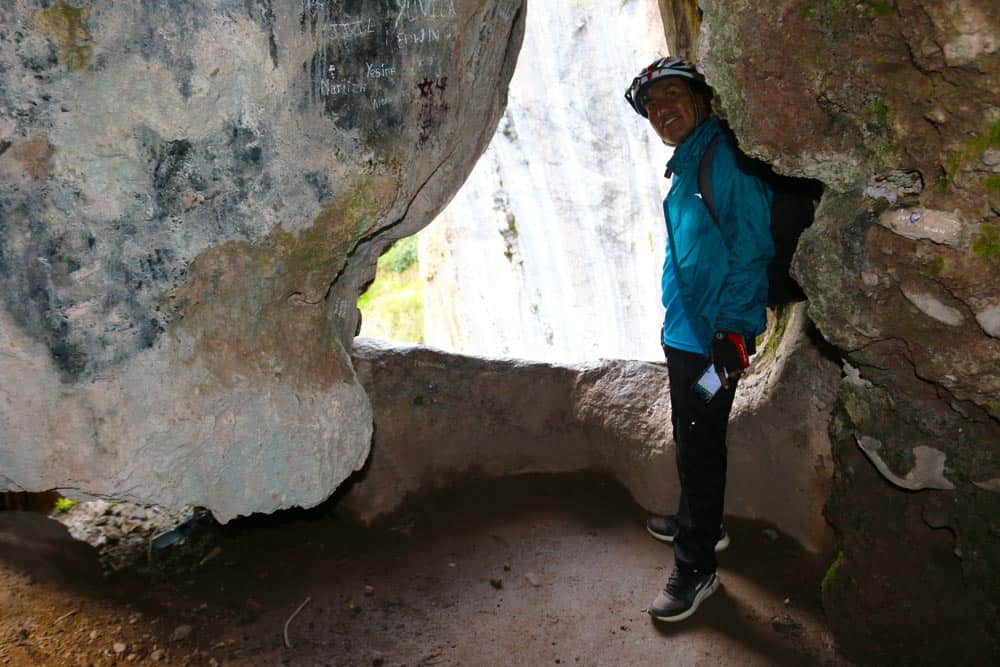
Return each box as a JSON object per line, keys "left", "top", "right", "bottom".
{"left": 685, "top": 80, "right": 703, "bottom": 127}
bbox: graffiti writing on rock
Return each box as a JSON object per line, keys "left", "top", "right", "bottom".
{"left": 396, "top": 27, "right": 454, "bottom": 49}
{"left": 300, "top": 0, "right": 461, "bottom": 146}
{"left": 329, "top": 18, "right": 377, "bottom": 40}
{"left": 394, "top": 0, "right": 457, "bottom": 28}
{"left": 417, "top": 76, "right": 448, "bottom": 147}
{"left": 367, "top": 62, "right": 397, "bottom": 78}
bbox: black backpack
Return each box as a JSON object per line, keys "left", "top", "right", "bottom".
{"left": 697, "top": 136, "right": 821, "bottom": 307}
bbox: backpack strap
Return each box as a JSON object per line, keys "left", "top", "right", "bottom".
{"left": 697, "top": 135, "right": 721, "bottom": 227}
{"left": 695, "top": 134, "right": 758, "bottom": 354}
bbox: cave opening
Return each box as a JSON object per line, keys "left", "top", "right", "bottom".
{"left": 345, "top": 0, "right": 837, "bottom": 573}
{"left": 358, "top": 0, "right": 670, "bottom": 364}
{"left": 358, "top": 0, "right": 825, "bottom": 368}
{"left": 344, "top": 0, "right": 836, "bottom": 581}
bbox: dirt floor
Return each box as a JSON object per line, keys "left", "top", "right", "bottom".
{"left": 0, "top": 473, "right": 849, "bottom": 666}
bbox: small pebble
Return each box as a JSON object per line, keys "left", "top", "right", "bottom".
{"left": 112, "top": 642, "right": 127, "bottom": 655}
{"left": 199, "top": 546, "right": 223, "bottom": 566}
{"left": 364, "top": 585, "right": 375, "bottom": 596}
{"left": 171, "top": 625, "right": 193, "bottom": 642}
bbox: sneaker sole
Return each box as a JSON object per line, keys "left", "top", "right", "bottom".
{"left": 646, "top": 525, "right": 676, "bottom": 543}
{"left": 649, "top": 574, "right": 720, "bottom": 623}
{"left": 646, "top": 526, "right": 730, "bottom": 553}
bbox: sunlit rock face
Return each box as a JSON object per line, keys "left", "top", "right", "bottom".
{"left": 686, "top": 0, "right": 999, "bottom": 661}
{"left": 0, "top": 0, "right": 525, "bottom": 520}
{"left": 419, "top": 0, "right": 669, "bottom": 363}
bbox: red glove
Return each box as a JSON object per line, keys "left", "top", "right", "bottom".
{"left": 711, "top": 331, "right": 749, "bottom": 384}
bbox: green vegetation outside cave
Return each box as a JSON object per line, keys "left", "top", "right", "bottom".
{"left": 357, "top": 235, "right": 424, "bottom": 343}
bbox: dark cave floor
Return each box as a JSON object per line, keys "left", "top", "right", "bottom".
{"left": 0, "top": 473, "right": 849, "bottom": 666}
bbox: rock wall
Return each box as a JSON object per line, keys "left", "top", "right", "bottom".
{"left": 0, "top": 0, "right": 526, "bottom": 520}
{"left": 345, "top": 302, "right": 838, "bottom": 555}
{"left": 682, "top": 0, "right": 999, "bottom": 661}
{"left": 656, "top": 0, "right": 700, "bottom": 60}
{"left": 418, "top": 0, "right": 670, "bottom": 363}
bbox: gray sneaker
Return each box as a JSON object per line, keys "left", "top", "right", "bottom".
{"left": 646, "top": 515, "right": 730, "bottom": 552}
{"left": 649, "top": 566, "right": 720, "bottom": 622}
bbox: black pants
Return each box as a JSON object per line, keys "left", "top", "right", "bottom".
{"left": 664, "top": 345, "right": 738, "bottom": 574}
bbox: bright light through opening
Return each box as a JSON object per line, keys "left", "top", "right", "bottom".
{"left": 359, "top": 0, "right": 670, "bottom": 364}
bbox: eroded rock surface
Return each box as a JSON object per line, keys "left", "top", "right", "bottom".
{"left": 344, "top": 303, "right": 838, "bottom": 555}
{"left": 0, "top": 0, "right": 525, "bottom": 520}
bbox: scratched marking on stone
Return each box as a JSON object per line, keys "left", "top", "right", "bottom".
{"left": 396, "top": 27, "right": 456, "bottom": 49}
{"left": 366, "top": 62, "right": 397, "bottom": 79}
{"left": 302, "top": 0, "right": 459, "bottom": 120}
{"left": 417, "top": 76, "right": 449, "bottom": 147}
{"left": 394, "top": 0, "right": 457, "bottom": 29}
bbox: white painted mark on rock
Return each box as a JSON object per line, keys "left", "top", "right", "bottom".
{"left": 878, "top": 207, "right": 963, "bottom": 246}
{"left": 395, "top": 0, "right": 457, "bottom": 29}
{"left": 367, "top": 63, "right": 397, "bottom": 79}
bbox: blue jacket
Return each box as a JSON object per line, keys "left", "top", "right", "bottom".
{"left": 662, "top": 116, "right": 774, "bottom": 351}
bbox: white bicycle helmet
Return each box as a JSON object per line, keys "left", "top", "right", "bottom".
{"left": 625, "top": 57, "right": 707, "bottom": 118}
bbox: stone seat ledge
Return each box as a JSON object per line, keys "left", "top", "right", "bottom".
{"left": 343, "top": 303, "right": 838, "bottom": 554}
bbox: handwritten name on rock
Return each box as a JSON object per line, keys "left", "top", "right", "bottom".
{"left": 395, "top": 27, "right": 458, "bottom": 49}
{"left": 305, "top": 0, "right": 464, "bottom": 114}
{"left": 320, "top": 79, "right": 368, "bottom": 97}
{"left": 367, "top": 63, "right": 397, "bottom": 79}
{"left": 395, "top": 0, "right": 458, "bottom": 28}
{"left": 372, "top": 95, "right": 394, "bottom": 111}
{"left": 330, "top": 18, "right": 376, "bottom": 41}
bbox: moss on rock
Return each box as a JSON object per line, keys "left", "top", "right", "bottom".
{"left": 34, "top": 1, "right": 94, "bottom": 71}
{"left": 169, "top": 176, "right": 398, "bottom": 391}
{"left": 972, "top": 223, "right": 1000, "bottom": 264}
{"left": 821, "top": 549, "right": 846, "bottom": 592}
{"left": 947, "top": 119, "right": 1000, "bottom": 180}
